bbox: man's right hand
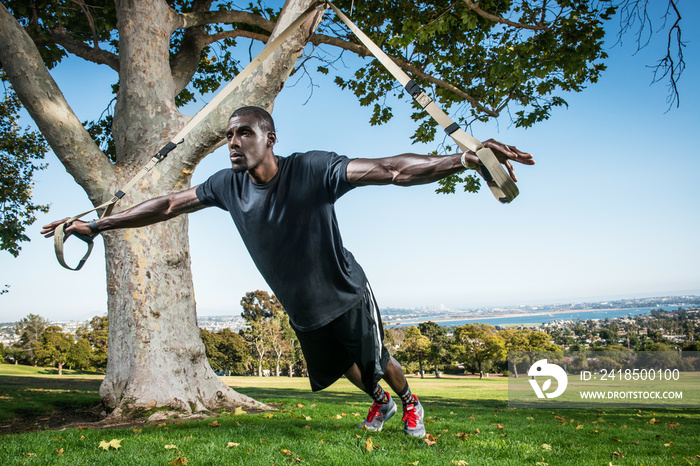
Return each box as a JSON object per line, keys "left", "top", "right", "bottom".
{"left": 41, "top": 218, "right": 91, "bottom": 239}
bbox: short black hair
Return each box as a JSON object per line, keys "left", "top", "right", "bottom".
{"left": 230, "top": 106, "right": 276, "bottom": 134}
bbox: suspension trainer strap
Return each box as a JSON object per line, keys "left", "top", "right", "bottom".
{"left": 326, "top": 1, "right": 518, "bottom": 204}
{"left": 54, "top": 1, "right": 325, "bottom": 271}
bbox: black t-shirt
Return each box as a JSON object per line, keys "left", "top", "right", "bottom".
{"left": 195, "top": 151, "right": 367, "bottom": 331}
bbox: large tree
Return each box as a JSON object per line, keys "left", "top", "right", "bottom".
{"left": 34, "top": 325, "right": 72, "bottom": 375}
{"left": 240, "top": 290, "right": 284, "bottom": 377}
{"left": 0, "top": 0, "right": 667, "bottom": 419}
{"left": 453, "top": 323, "right": 506, "bottom": 378}
{"left": 13, "top": 313, "right": 49, "bottom": 365}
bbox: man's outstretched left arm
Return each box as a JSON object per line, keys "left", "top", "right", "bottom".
{"left": 346, "top": 139, "right": 534, "bottom": 187}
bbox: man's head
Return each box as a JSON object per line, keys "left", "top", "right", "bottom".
{"left": 226, "top": 106, "right": 277, "bottom": 178}
{"left": 229, "top": 106, "right": 276, "bottom": 134}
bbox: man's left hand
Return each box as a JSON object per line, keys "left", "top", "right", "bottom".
{"left": 483, "top": 139, "right": 535, "bottom": 182}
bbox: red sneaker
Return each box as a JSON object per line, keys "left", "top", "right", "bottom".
{"left": 402, "top": 395, "right": 425, "bottom": 437}
{"left": 359, "top": 393, "right": 397, "bottom": 431}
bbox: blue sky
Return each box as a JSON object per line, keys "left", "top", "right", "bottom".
{"left": 2, "top": 2, "right": 699, "bottom": 322}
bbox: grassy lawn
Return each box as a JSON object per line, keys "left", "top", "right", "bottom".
{"left": 2, "top": 365, "right": 700, "bottom": 465}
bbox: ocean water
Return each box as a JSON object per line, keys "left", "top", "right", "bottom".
{"left": 394, "top": 306, "right": 685, "bottom": 328}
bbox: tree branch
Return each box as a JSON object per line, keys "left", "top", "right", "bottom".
{"left": 175, "top": 9, "right": 274, "bottom": 31}
{"left": 462, "top": 0, "right": 548, "bottom": 31}
{"left": 0, "top": 2, "right": 114, "bottom": 202}
{"left": 47, "top": 25, "right": 119, "bottom": 71}
{"left": 308, "top": 33, "right": 499, "bottom": 117}
{"left": 170, "top": 9, "right": 276, "bottom": 94}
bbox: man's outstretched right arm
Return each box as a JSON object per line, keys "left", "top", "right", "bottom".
{"left": 41, "top": 186, "right": 206, "bottom": 239}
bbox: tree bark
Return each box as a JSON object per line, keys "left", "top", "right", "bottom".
{"left": 0, "top": 0, "right": 322, "bottom": 420}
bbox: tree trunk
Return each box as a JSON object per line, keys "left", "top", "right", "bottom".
{"left": 58, "top": 362, "right": 63, "bottom": 376}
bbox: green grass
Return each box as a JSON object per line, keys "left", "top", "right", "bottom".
{"left": 2, "top": 365, "right": 700, "bottom": 465}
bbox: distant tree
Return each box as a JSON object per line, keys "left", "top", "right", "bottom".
{"left": 13, "top": 313, "right": 49, "bottom": 365}
{"left": 0, "top": 73, "right": 49, "bottom": 259}
{"left": 67, "top": 337, "right": 93, "bottom": 371}
{"left": 77, "top": 316, "right": 108, "bottom": 370}
{"left": 0, "top": 342, "right": 5, "bottom": 361}
{"left": 268, "top": 308, "right": 292, "bottom": 377}
{"left": 384, "top": 326, "right": 406, "bottom": 355}
{"left": 200, "top": 328, "right": 226, "bottom": 373}
{"left": 453, "top": 323, "right": 506, "bottom": 378}
{"left": 201, "top": 328, "right": 249, "bottom": 376}
{"left": 418, "top": 321, "right": 450, "bottom": 377}
{"left": 500, "top": 328, "right": 530, "bottom": 377}
{"left": 34, "top": 325, "right": 72, "bottom": 375}
{"left": 240, "top": 290, "right": 284, "bottom": 377}
{"left": 400, "top": 326, "right": 432, "bottom": 379}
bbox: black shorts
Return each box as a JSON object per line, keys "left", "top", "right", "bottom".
{"left": 293, "top": 283, "right": 390, "bottom": 392}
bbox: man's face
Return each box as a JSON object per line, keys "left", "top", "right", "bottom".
{"left": 225, "top": 115, "right": 274, "bottom": 173}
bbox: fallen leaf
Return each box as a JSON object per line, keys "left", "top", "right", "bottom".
{"left": 98, "top": 439, "right": 122, "bottom": 451}
{"left": 296, "top": 404, "right": 304, "bottom": 408}
{"left": 407, "top": 462, "right": 419, "bottom": 465}
{"left": 210, "top": 420, "right": 220, "bottom": 427}
{"left": 365, "top": 438, "right": 374, "bottom": 452}
{"left": 227, "top": 442, "right": 239, "bottom": 448}
{"left": 610, "top": 451, "right": 624, "bottom": 459}
{"left": 169, "top": 457, "right": 188, "bottom": 465}
{"left": 664, "top": 442, "right": 675, "bottom": 447}
{"left": 576, "top": 425, "right": 583, "bottom": 430}
{"left": 281, "top": 449, "right": 294, "bottom": 456}
{"left": 165, "top": 445, "right": 177, "bottom": 450}
{"left": 424, "top": 434, "right": 437, "bottom": 446}
{"left": 541, "top": 444, "right": 552, "bottom": 451}
{"left": 451, "top": 461, "right": 469, "bottom": 466}
{"left": 264, "top": 413, "right": 275, "bottom": 418}
{"left": 56, "top": 448, "right": 64, "bottom": 455}
{"left": 234, "top": 407, "right": 246, "bottom": 415}
{"left": 334, "top": 414, "right": 342, "bottom": 420}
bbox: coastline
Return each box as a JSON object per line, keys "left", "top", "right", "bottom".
{"left": 388, "top": 307, "right": 655, "bottom": 325}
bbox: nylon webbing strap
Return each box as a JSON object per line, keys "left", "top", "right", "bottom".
{"left": 54, "top": 1, "right": 325, "bottom": 270}
{"left": 326, "top": 1, "right": 518, "bottom": 204}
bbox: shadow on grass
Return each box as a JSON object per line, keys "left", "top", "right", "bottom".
{"left": 234, "top": 385, "right": 506, "bottom": 409}
{"left": 0, "top": 375, "right": 103, "bottom": 433}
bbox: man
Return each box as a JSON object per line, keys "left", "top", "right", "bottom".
{"left": 42, "top": 106, "right": 534, "bottom": 437}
